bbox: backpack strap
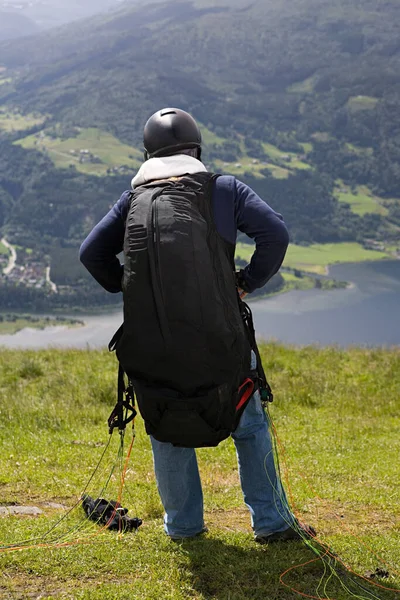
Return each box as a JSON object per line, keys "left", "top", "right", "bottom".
{"left": 239, "top": 300, "right": 274, "bottom": 404}
{"left": 107, "top": 361, "right": 137, "bottom": 434}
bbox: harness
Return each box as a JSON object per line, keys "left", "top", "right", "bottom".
{"left": 107, "top": 299, "right": 273, "bottom": 436}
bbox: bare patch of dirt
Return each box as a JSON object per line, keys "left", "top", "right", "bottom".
{"left": 302, "top": 498, "right": 399, "bottom": 536}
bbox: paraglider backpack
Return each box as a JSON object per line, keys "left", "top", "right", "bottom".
{"left": 109, "top": 172, "right": 272, "bottom": 447}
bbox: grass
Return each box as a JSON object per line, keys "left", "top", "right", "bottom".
{"left": 281, "top": 271, "right": 315, "bottom": 292}
{"left": 236, "top": 241, "right": 390, "bottom": 276}
{"left": 213, "top": 157, "right": 289, "bottom": 180}
{"left": 199, "top": 124, "right": 225, "bottom": 145}
{"left": 14, "top": 120, "right": 312, "bottom": 180}
{"left": 0, "top": 241, "right": 9, "bottom": 255}
{"left": 335, "top": 183, "right": 389, "bottom": 216}
{"left": 347, "top": 96, "right": 379, "bottom": 112}
{"left": 287, "top": 75, "right": 316, "bottom": 94}
{"left": 345, "top": 144, "right": 374, "bottom": 157}
{"left": 300, "top": 142, "right": 313, "bottom": 153}
{"left": 284, "top": 242, "right": 390, "bottom": 274}
{"left": 0, "top": 346, "right": 399, "bottom": 600}
{"left": 0, "top": 107, "right": 46, "bottom": 132}
{"left": 15, "top": 127, "right": 143, "bottom": 176}
{"left": 262, "top": 143, "right": 312, "bottom": 170}
{"left": 311, "top": 132, "right": 331, "bottom": 142}
{"left": 0, "top": 315, "right": 83, "bottom": 335}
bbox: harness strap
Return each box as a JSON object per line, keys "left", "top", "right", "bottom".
{"left": 107, "top": 364, "right": 137, "bottom": 434}
{"left": 240, "top": 300, "right": 274, "bottom": 404}
{"left": 236, "top": 378, "right": 255, "bottom": 412}
{"left": 108, "top": 324, "right": 123, "bottom": 352}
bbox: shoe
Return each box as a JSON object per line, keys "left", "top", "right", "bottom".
{"left": 255, "top": 521, "right": 316, "bottom": 544}
{"left": 169, "top": 527, "right": 208, "bottom": 542}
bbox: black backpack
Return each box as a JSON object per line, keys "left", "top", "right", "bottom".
{"left": 109, "top": 172, "right": 272, "bottom": 447}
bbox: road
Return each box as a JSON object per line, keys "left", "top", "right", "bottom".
{"left": 45, "top": 266, "right": 58, "bottom": 293}
{"left": 1, "top": 237, "right": 17, "bottom": 275}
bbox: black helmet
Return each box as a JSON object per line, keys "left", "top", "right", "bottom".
{"left": 143, "top": 108, "right": 202, "bottom": 160}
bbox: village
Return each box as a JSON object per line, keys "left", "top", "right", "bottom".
{"left": 0, "top": 238, "right": 57, "bottom": 292}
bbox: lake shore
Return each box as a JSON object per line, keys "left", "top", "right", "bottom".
{"left": 0, "top": 260, "right": 399, "bottom": 349}
{"left": 0, "top": 314, "right": 84, "bottom": 335}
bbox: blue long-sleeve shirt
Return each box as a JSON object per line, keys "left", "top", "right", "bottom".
{"left": 79, "top": 175, "right": 289, "bottom": 294}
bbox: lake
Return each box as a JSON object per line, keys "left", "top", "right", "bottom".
{"left": 0, "top": 260, "right": 399, "bottom": 349}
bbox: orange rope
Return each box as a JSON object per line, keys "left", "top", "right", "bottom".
{"left": 279, "top": 549, "right": 334, "bottom": 600}
{"left": 0, "top": 432, "right": 136, "bottom": 554}
{"left": 268, "top": 412, "right": 400, "bottom": 597}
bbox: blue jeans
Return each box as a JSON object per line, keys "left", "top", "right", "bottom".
{"left": 150, "top": 355, "right": 294, "bottom": 538}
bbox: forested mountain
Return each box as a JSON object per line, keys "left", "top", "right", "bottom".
{"left": 1, "top": 0, "right": 399, "bottom": 173}
{"left": 0, "top": 0, "right": 125, "bottom": 31}
{"left": 0, "top": 11, "right": 40, "bottom": 41}
{"left": 0, "top": 0, "right": 399, "bottom": 308}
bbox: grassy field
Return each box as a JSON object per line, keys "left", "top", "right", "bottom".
{"left": 284, "top": 243, "right": 390, "bottom": 274}
{"left": 0, "top": 241, "right": 9, "bottom": 255}
{"left": 335, "top": 183, "right": 389, "bottom": 216}
{"left": 347, "top": 96, "right": 379, "bottom": 112}
{"left": 287, "top": 75, "right": 317, "bottom": 94}
{"left": 0, "top": 315, "right": 83, "bottom": 335}
{"left": 214, "top": 157, "right": 291, "bottom": 179}
{"left": 262, "top": 143, "right": 312, "bottom": 170}
{"left": 15, "top": 127, "right": 143, "bottom": 176}
{"left": 0, "top": 346, "right": 398, "bottom": 600}
{"left": 211, "top": 139, "right": 312, "bottom": 180}
{"left": 0, "top": 107, "right": 46, "bottom": 132}
{"left": 281, "top": 271, "right": 315, "bottom": 292}
{"left": 199, "top": 124, "right": 225, "bottom": 145}
{"left": 12, "top": 116, "right": 312, "bottom": 180}
{"left": 236, "top": 241, "right": 391, "bottom": 276}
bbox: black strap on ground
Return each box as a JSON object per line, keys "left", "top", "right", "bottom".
{"left": 240, "top": 300, "right": 274, "bottom": 404}
{"left": 81, "top": 494, "right": 142, "bottom": 532}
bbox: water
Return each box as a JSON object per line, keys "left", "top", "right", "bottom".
{"left": 0, "top": 260, "right": 399, "bottom": 349}
{"left": 251, "top": 260, "right": 400, "bottom": 347}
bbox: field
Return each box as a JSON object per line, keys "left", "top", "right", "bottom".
{"left": 283, "top": 242, "right": 390, "bottom": 274}
{"left": 0, "top": 314, "right": 83, "bottom": 335}
{"left": 214, "top": 157, "right": 291, "bottom": 179}
{"left": 262, "top": 142, "right": 312, "bottom": 170}
{"left": 346, "top": 96, "right": 379, "bottom": 112}
{"left": 335, "top": 183, "right": 389, "bottom": 216}
{"left": 10, "top": 112, "right": 313, "bottom": 180}
{"left": 236, "top": 241, "right": 391, "bottom": 276}
{"left": 214, "top": 140, "right": 313, "bottom": 180}
{"left": 0, "top": 241, "right": 9, "bottom": 255}
{"left": 0, "top": 107, "right": 46, "bottom": 132}
{"left": 0, "top": 346, "right": 398, "bottom": 600}
{"left": 4, "top": 110, "right": 398, "bottom": 217}
{"left": 281, "top": 271, "right": 315, "bottom": 292}
{"left": 287, "top": 75, "right": 317, "bottom": 94}
{"left": 15, "top": 127, "right": 144, "bottom": 176}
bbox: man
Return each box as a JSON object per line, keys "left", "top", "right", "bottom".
{"left": 80, "top": 107, "right": 315, "bottom": 543}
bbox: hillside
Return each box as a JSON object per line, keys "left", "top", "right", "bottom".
{"left": 0, "top": 11, "right": 40, "bottom": 41}
{"left": 0, "top": 345, "right": 399, "bottom": 599}
{"left": 0, "top": 0, "right": 399, "bottom": 308}
{"left": 0, "top": 0, "right": 124, "bottom": 31}
{"left": 1, "top": 0, "right": 399, "bottom": 162}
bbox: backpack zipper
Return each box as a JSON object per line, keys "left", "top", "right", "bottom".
{"left": 148, "top": 194, "right": 171, "bottom": 346}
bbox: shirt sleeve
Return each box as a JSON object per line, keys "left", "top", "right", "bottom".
{"left": 79, "top": 191, "right": 130, "bottom": 293}
{"left": 235, "top": 179, "right": 289, "bottom": 293}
